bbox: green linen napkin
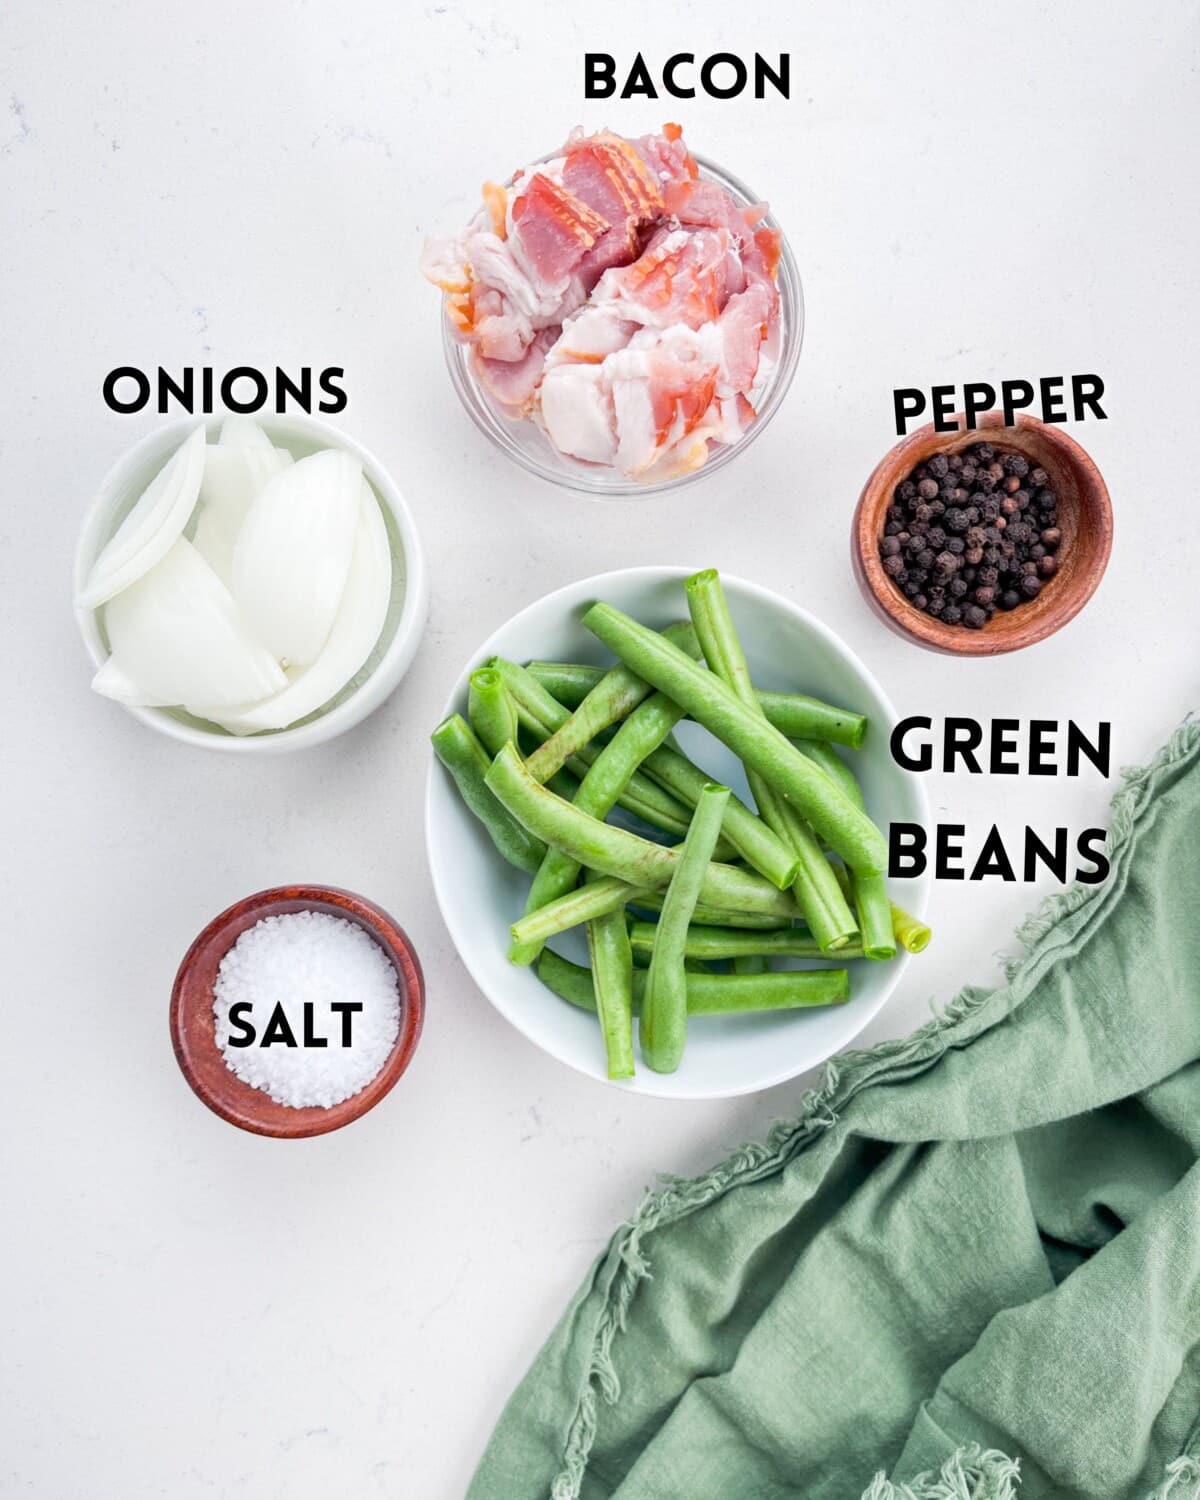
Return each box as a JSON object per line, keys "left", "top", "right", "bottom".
{"left": 469, "top": 722, "right": 1200, "bottom": 1500}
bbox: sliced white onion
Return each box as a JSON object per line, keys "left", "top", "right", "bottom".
{"left": 103, "top": 538, "right": 287, "bottom": 707}
{"left": 231, "top": 449, "right": 361, "bottom": 667}
{"left": 195, "top": 481, "right": 392, "bottom": 734}
{"left": 191, "top": 443, "right": 293, "bottom": 587}
{"left": 90, "top": 654, "right": 171, "bottom": 707}
{"left": 77, "top": 425, "right": 206, "bottom": 610}
{"left": 217, "top": 416, "right": 274, "bottom": 450}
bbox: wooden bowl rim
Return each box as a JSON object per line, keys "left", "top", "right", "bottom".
{"left": 852, "top": 411, "right": 1112, "bottom": 657}
{"left": 169, "top": 884, "right": 425, "bottom": 1138}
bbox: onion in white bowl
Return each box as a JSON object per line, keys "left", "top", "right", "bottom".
{"left": 77, "top": 417, "right": 423, "bottom": 748}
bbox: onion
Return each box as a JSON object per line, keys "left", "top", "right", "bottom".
{"left": 231, "top": 449, "right": 361, "bottom": 667}
{"left": 77, "top": 425, "right": 206, "bottom": 610}
{"left": 90, "top": 655, "right": 171, "bottom": 707}
{"left": 196, "top": 481, "right": 392, "bottom": 734}
{"left": 192, "top": 443, "right": 293, "bottom": 587}
{"left": 103, "top": 538, "right": 287, "bottom": 707}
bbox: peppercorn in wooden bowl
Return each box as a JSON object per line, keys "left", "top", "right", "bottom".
{"left": 851, "top": 411, "right": 1112, "bottom": 655}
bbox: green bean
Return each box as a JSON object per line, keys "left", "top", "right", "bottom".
{"left": 639, "top": 744, "right": 799, "bottom": 890}
{"left": 582, "top": 602, "right": 888, "bottom": 875}
{"left": 642, "top": 784, "right": 730, "bottom": 1073}
{"left": 523, "top": 662, "right": 602, "bottom": 708}
{"left": 538, "top": 951, "right": 850, "bottom": 1016}
{"left": 489, "top": 657, "right": 698, "bottom": 840}
{"left": 793, "top": 739, "right": 861, "bottom": 806}
{"left": 891, "top": 906, "right": 933, "bottom": 954}
{"left": 586, "top": 896, "right": 635, "bottom": 1080}
{"left": 523, "top": 622, "right": 699, "bottom": 784}
{"left": 802, "top": 759, "right": 911, "bottom": 964}
{"left": 467, "top": 667, "right": 519, "bottom": 758}
{"left": 430, "top": 715, "right": 546, "bottom": 874}
{"left": 509, "top": 877, "right": 653, "bottom": 958}
{"left": 684, "top": 569, "right": 858, "bottom": 952}
{"left": 526, "top": 661, "right": 868, "bottom": 748}
{"left": 630, "top": 922, "right": 864, "bottom": 962}
{"left": 485, "top": 745, "right": 801, "bottom": 918}
{"left": 756, "top": 692, "right": 867, "bottom": 749}
{"left": 629, "top": 893, "right": 788, "bottom": 930}
{"left": 516, "top": 690, "right": 687, "bottom": 965}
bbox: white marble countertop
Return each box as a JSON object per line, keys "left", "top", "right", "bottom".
{"left": 3, "top": 1, "right": 1198, "bottom": 1493}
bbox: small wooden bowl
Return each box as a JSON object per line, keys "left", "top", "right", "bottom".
{"left": 170, "top": 885, "right": 425, "bottom": 1138}
{"left": 852, "top": 411, "right": 1112, "bottom": 655}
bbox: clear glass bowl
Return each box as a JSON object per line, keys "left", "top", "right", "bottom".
{"left": 440, "top": 152, "right": 804, "bottom": 499}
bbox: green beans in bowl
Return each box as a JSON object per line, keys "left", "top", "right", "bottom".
{"left": 425, "top": 567, "right": 931, "bottom": 1099}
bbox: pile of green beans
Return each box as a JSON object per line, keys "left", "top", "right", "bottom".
{"left": 431, "top": 568, "right": 929, "bottom": 1079}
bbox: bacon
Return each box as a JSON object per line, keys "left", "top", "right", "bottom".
{"left": 510, "top": 173, "right": 610, "bottom": 287}
{"left": 717, "top": 280, "right": 777, "bottom": 391}
{"left": 422, "top": 124, "right": 783, "bottom": 480}
{"left": 473, "top": 329, "right": 556, "bottom": 414}
{"left": 600, "top": 228, "right": 732, "bottom": 330}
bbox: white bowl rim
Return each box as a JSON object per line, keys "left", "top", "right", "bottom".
{"left": 74, "top": 412, "right": 428, "bottom": 754}
{"left": 425, "top": 564, "right": 932, "bottom": 1100}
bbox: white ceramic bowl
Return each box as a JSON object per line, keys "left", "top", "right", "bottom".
{"left": 74, "top": 414, "right": 428, "bottom": 753}
{"left": 426, "top": 567, "right": 931, "bottom": 1099}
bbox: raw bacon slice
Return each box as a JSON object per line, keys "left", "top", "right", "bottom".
{"left": 549, "top": 306, "right": 637, "bottom": 365}
{"left": 474, "top": 329, "right": 557, "bottom": 414}
{"left": 717, "top": 279, "right": 778, "bottom": 391}
{"left": 510, "top": 173, "right": 610, "bottom": 287}
{"left": 633, "top": 122, "right": 698, "bottom": 190}
{"left": 563, "top": 133, "right": 662, "bottom": 230}
{"left": 600, "top": 228, "right": 732, "bottom": 330}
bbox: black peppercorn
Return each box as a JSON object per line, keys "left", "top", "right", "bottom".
{"left": 879, "top": 442, "right": 1061, "bottom": 630}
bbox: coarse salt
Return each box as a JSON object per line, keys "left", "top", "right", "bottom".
{"left": 213, "top": 910, "right": 401, "bottom": 1109}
